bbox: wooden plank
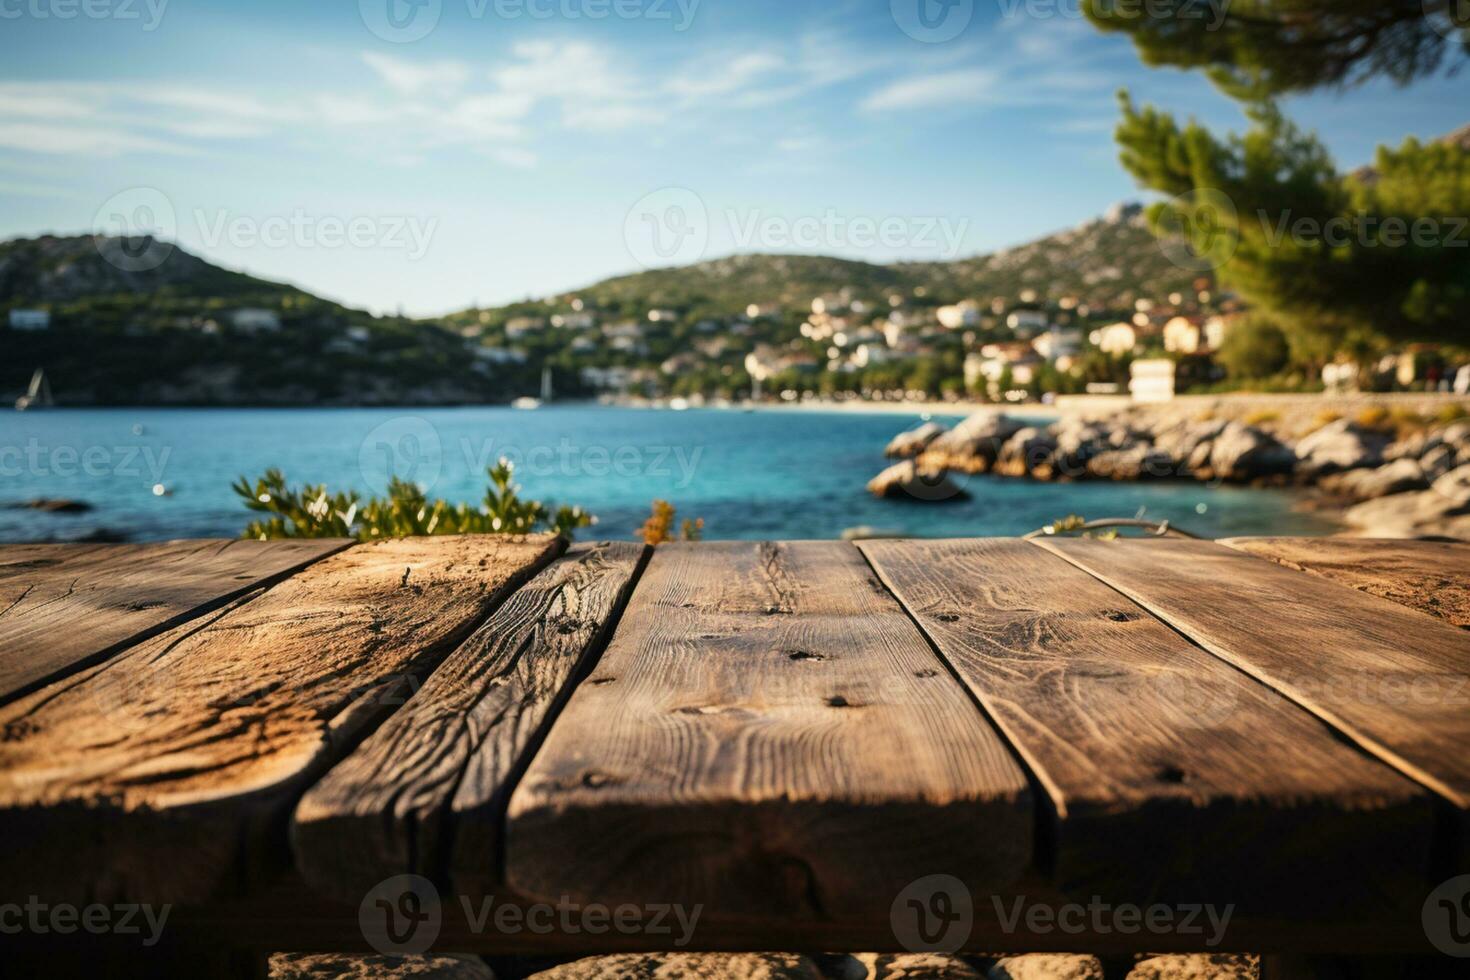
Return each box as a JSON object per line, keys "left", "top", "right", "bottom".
{"left": 1221, "top": 537, "right": 1470, "bottom": 629}
{"left": 861, "top": 538, "right": 1433, "bottom": 912}
{"left": 0, "top": 533, "right": 561, "bottom": 905}
{"left": 292, "top": 541, "right": 647, "bottom": 902}
{"left": 1037, "top": 537, "right": 1470, "bottom": 813}
{"left": 505, "top": 540, "right": 1033, "bottom": 920}
{"left": 0, "top": 538, "right": 352, "bottom": 703}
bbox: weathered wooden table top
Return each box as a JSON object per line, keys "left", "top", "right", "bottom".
{"left": 1, "top": 533, "right": 1467, "bottom": 958}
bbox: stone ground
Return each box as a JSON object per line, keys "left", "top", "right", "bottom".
{"left": 267, "top": 951, "right": 1273, "bottom": 980}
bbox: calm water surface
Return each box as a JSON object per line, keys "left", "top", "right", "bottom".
{"left": 0, "top": 406, "right": 1336, "bottom": 542}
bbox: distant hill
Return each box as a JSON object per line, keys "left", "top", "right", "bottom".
{"left": 0, "top": 236, "right": 519, "bottom": 406}
{"left": 471, "top": 202, "right": 1201, "bottom": 321}
{"left": 0, "top": 204, "right": 1205, "bottom": 406}
{"left": 0, "top": 234, "right": 300, "bottom": 305}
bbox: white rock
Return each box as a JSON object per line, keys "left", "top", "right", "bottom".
{"left": 1346, "top": 458, "right": 1428, "bottom": 499}
{"left": 1432, "top": 463, "right": 1470, "bottom": 507}
{"left": 836, "top": 953, "right": 983, "bottom": 979}
{"left": 986, "top": 954, "right": 1103, "bottom": 980}
{"left": 1126, "top": 953, "right": 1259, "bottom": 979}
{"left": 867, "top": 461, "right": 969, "bottom": 502}
{"left": 886, "top": 422, "right": 946, "bottom": 459}
{"left": 1293, "top": 419, "right": 1387, "bottom": 475}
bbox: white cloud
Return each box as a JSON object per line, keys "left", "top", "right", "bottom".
{"left": 0, "top": 122, "right": 196, "bottom": 157}
{"left": 666, "top": 52, "right": 784, "bottom": 100}
{"left": 362, "top": 52, "right": 471, "bottom": 96}
{"left": 487, "top": 146, "right": 538, "bottom": 169}
{"left": 860, "top": 69, "right": 997, "bottom": 112}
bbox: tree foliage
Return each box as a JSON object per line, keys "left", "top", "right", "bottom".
{"left": 1217, "top": 314, "right": 1291, "bottom": 378}
{"left": 1084, "top": 1, "right": 1468, "bottom": 98}
{"left": 1115, "top": 96, "right": 1470, "bottom": 357}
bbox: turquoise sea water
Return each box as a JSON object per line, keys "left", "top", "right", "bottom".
{"left": 0, "top": 406, "right": 1336, "bottom": 542}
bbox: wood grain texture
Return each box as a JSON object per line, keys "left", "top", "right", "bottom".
{"left": 0, "top": 538, "right": 352, "bottom": 703}
{"left": 292, "top": 542, "right": 647, "bottom": 902}
{"left": 1037, "top": 537, "right": 1470, "bottom": 812}
{"left": 861, "top": 538, "right": 1433, "bottom": 912}
{"left": 0, "top": 534, "right": 560, "bottom": 905}
{"left": 1220, "top": 537, "right": 1470, "bottom": 628}
{"left": 505, "top": 540, "right": 1033, "bottom": 920}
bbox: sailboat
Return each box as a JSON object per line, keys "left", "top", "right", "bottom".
{"left": 512, "top": 366, "right": 553, "bottom": 410}
{"left": 15, "top": 369, "right": 53, "bottom": 411}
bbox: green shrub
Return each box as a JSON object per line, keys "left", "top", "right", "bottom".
{"left": 234, "top": 459, "right": 594, "bottom": 541}
{"left": 1216, "top": 315, "right": 1291, "bottom": 381}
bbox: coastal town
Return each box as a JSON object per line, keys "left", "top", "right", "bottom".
{"left": 7, "top": 200, "right": 1466, "bottom": 410}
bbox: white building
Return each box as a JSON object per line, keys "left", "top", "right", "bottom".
{"left": 1130, "top": 359, "right": 1176, "bottom": 403}
{"left": 473, "top": 346, "right": 529, "bottom": 365}
{"left": 229, "top": 308, "right": 282, "bottom": 333}
{"left": 1203, "top": 315, "right": 1232, "bottom": 351}
{"left": 551, "top": 311, "right": 595, "bottom": 330}
{"left": 581, "top": 366, "right": 634, "bottom": 391}
{"left": 505, "top": 316, "right": 545, "bottom": 339}
{"left": 1093, "top": 322, "right": 1138, "bottom": 356}
{"left": 1006, "top": 309, "right": 1050, "bottom": 334}
{"left": 1032, "top": 329, "right": 1082, "bottom": 362}
{"left": 647, "top": 309, "right": 679, "bottom": 323}
{"left": 936, "top": 301, "right": 981, "bottom": 329}
{"left": 8, "top": 309, "right": 50, "bottom": 331}
{"left": 1163, "top": 316, "right": 1205, "bottom": 354}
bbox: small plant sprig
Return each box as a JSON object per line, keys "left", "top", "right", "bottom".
{"left": 636, "top": 499, "right": 705, "bottom": 546}
{"left": 234, "top": 459, "right": 594, "bottom": 542}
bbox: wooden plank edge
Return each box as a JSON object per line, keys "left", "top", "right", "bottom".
{"left": 1029, "top": 537, "right": 1470, "bottom": 815}
{"left": 855, "top": 538, "right": 1061, "bottom": 867}
{"left": 446, "top": 542, "right": 653, "bottom": 903}
{"left": 0, "top": 534, "right": 566, "bottom": 907}
{"left": 0, "top": 538, "right": 356, "bottom": 709}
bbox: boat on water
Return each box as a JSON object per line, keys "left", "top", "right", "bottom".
{"left": 513, "top": 366, "right": 555, "bottom": 410}
{"left": 15, "top": 369, "right": 53, "bottom": 411}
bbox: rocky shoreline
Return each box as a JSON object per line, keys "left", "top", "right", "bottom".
{"left": 871, "top": 402, "right": 1470, "bottom": 540}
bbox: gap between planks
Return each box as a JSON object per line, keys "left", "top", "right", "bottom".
{"left": 1032, "top": 536, "right": 1470, "bottom": 843}
{"left": 0, "top": 534, "right": 563, "bottom": 906}
{"left": 862, "top": 537, "right": 1434, "bottom": 914}
{"left": 291, "top": 541, "right": 651, "bottom": 903}
{"left": 504, "top": 540, "right": 1035, "bottom": 921}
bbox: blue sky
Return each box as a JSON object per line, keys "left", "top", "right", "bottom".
{"left": 1, "top": 0, "right": 1467, "bottom": 316}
